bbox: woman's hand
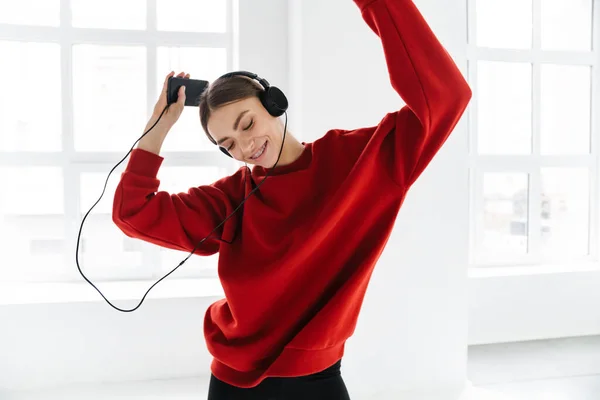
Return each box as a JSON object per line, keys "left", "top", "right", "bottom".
{"left": 138, "top": 71, "right": 190, "bottom": 154}
{"left": 146, "top": 71, "right": 190, "bottom": 133}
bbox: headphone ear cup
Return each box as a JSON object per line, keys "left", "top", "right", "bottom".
{"left": 260, "top": 86, "right": 288, "bottom": 117}
{"left": 219, "top": 146, "right": 233, "bottom": 158}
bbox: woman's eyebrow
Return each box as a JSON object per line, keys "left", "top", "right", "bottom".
{"left": 233, "top": 110, "right": 250, "bottom": 131}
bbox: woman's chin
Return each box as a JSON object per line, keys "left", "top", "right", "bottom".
{"left": 256, "top": 159, "right": 272, "bottom": 168}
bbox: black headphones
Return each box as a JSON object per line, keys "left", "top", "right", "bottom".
{"left": 207, "top": 71, "right": 289, "bottom": 158}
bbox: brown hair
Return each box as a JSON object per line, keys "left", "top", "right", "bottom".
{"left": 199, "top": 75, "right": 264, "bottom": 144}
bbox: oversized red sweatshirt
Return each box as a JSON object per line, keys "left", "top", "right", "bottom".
{"left": 113, "top": 0, "right": 471, "bottom": 388}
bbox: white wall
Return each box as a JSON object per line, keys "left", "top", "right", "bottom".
{"left": 0, "top": 298, "right": 218, "bottom": 392}
{"left": 288, "top": 0, "right": 470, "bottom": 398}
{"left": 235, "top": 0, "right": 289, "bottom": 91}
{"left": 469, "top": 267, "right": 600, "bottom": 345}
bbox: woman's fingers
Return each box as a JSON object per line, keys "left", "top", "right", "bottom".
{"left": 177, "top": 86, "right": 186, "bottom": 106}
{"left": 158, "top": 71, "right": 188, "bottom": 106}
{"left": 162, "top": 71, "right": 175, "bottom": 92}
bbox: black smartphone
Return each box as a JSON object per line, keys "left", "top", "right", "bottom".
{"left": 167, "top": 77, "right": 209, "bottom": 107}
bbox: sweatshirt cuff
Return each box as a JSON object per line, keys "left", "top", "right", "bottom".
{"left": 125, "top": 148, "right": 164, "bottom": 178}
{"left": 354, "top": 0, "right": 379, "bottom": 11}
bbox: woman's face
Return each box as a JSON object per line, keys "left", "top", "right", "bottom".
{"left": 207, "top": 97, "right": 283, "bottom": 168}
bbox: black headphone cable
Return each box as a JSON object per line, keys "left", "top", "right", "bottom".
{"left": 76, "top": 104, "right": 288, "bottom": 312}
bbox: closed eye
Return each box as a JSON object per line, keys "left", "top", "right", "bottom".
{"left": 225, "top": 119, "right": 254, "bottom": 151}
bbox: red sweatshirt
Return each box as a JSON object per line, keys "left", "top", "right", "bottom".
{"left": 113, "top": 0, "right": 471, "bottom": 388}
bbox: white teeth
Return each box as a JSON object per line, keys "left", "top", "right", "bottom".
{"left": 251, "top": 142, "right": 266, "bottom": 159}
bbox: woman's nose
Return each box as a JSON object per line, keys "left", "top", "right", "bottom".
{"left": 241, "top": 137, "right": 256, "bottom": 156}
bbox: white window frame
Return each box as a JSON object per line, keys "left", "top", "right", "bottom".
{"left": 0, "top": 0, "right": 239, "bottom": 283}
{"left": 467, "top": 0, "right": 600, "bottom": 267}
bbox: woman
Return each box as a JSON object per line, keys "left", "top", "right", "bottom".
{"left": 112, "top": 0, "right": 472, "bottom": 398}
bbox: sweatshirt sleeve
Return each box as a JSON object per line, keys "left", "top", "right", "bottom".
{"left": 112, "top": 148, "right": 239, "bottom": 256}
{"left": 354, "top": 0, "right": 472, "bottom": 189}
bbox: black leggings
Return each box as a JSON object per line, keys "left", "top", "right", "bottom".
{"left": 207, "top": 360, "right": 351, "bottom": 400}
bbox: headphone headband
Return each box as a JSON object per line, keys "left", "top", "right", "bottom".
{"left": 219, "top": 71, "right": 271, "bottom": 91}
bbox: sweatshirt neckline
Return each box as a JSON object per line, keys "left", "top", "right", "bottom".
{"left": 252, "top": 142, "right": 312, "bottom": 177}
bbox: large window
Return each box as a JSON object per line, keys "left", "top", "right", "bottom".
{"left": 0, "top": 0, "right": 236, "bottom": 283}
{"left": 467, "top": 0, "right": 599, "bottom": 267}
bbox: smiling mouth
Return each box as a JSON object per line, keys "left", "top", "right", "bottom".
{"left": 250, "top": 141, "right": 267, "bottom": 160}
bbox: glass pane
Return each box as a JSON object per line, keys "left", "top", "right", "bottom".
{"left": 80, "top": 168, "right": 124, "bottom": 216}
{"left": 541, "top": 64, "right": 591, "bottom": 155}
{"left": 156, "top": 166, "right": 226, "bottom": 192}
{"left": 541, "top": 0, "right": 593, "bottom": 51}
{"left": 73, "top": 45, "right": 147, "bottom": 152}
{"left": 71, "top": 0, "right": 146, "bottom": 30}
{"left": 0, "top": 167, "right": 63, "bottom": 214}
{"left": 0, "top": 41, "right": 61, "bottom": 152}
{"left": 475, "top": 0, "right": 532, "bottom": 49}
{"left": 541, "top": 168, "right": 589, "bottom": 258}
{"left": 477, "top": 61, "right": 532, "bottom": 154}
{"left": 157, "top": 0, "right": 227, "bottom": 33}
{"left": 157, "top": 166, "right": 225, "bottom": 275}
{"left": 79, "top": 171, "right": 151, "bottom": 271}
{"left": 157, "top": 47, "right": 227, "bottom": 151}
{"left": 77, "top": 214, "right": 146, "bottom": 271}
{"left": 0, "top": 0, "right": 59, "bottom": 26}
{"left": 0, "top": 168, "right": 64, "bottom": 281}
{"left": 481, "top": 173, "right": 529, "bottom": 256}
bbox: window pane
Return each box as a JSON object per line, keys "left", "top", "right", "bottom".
{"left": 80, "top": 168, "right": 124, "bottom": 216}
{"left": 157, "top": 166, "right": 226, "bottom": 275}
{"left": 77, "top": 214, "right": 146, "bottom": 272}
{"left": 481, "top": 173, "right": 529, "bottom": 257}
{"left": 157, "top": 47, "right": 227, "bottom": 88}
{"left": 71, "top": 0, "right": 146, "bottom": 30}
{"left": 73, "top": 45, "right": 147, "bottom": 152}
{"left": 156, "top": 166, "right": 226, "bottom": 193}
{"left": 79, "top": 171, "right": 151, "bottom": 272}
{"left": 475, "top": 0, "right": 532, "bottom": 49}
{"left": 0, "top": 167, "right": 63, "bottom": 215}
{"left": 0, "top": 41, "right": 61, "bottom": 152}
{"left": 541, "top": 0, "right": 593, "bottom": 51}
{"left": 541, "top": 64, "right": 591, "bottom": 155}
{"left": 0, "top": 167, "right": 64, "bottom": 281}
{"left": 157, "top": 0, "right": 227, "bottom": 33}
{"left": 541, "top": 168, "right": 589, "bottom": 258}
{"left": 157, "top": 47, "right": 227, "bottom": 151}
{"left": 0, "top": 0, "right": 59, "bottom": 26}
{"left": 477, "top": 61, "right": 532, "bottom": 154}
